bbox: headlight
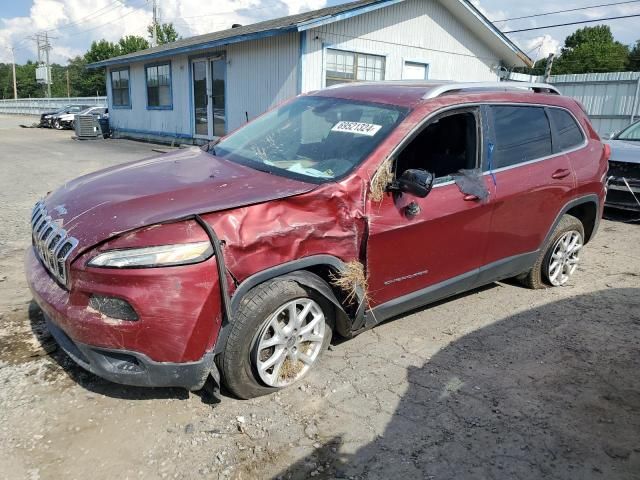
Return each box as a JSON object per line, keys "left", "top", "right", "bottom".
{"left": 88, "top": 242, "right": 213, "bottom": 268}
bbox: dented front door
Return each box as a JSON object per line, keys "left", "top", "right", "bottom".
{"left": 366, "top": 179, "right": 493, "bottom": 307}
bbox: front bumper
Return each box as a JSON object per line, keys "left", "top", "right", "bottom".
{"left": 606, "top": 177, "right": 640, "bottom": 211}
{"left": 25, "top": 246, "right": 223, "bottom": 389}
{"left": 44, "top": 315, "right": 215, "bottom": 389}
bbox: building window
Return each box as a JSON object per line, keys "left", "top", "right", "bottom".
{"left": 146, "top": 62, "right": 172, "bottom": 109}
{"left": 110, "top": 68, "right": 130, "bottom": 108}
{"left": 326, "top": 49, "right": 385, "bottom": 86}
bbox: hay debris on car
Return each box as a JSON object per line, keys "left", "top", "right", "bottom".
{"left": 330, "top": 261, "right": 369, "bottom": 306}
{"left": 369, "top": 158, "right": 394, "bottom": 202}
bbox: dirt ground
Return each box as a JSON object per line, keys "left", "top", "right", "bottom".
{"left": 1, "top": 115, "right": 639, "bottom": 480}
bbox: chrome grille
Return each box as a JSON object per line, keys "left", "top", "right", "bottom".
{"left": 31, "top": 201, "right": 78, "bottom": 288}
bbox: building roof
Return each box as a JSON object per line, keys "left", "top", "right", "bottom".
{"left": 89, "top": 0, "right": 531, "bottom": 69}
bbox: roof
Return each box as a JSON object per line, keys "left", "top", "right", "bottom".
{"left": 89, "top": 0, "right": 531, "bottom": 69}
{"left": 309, "top": 80, "right": 561, "bottom": 107}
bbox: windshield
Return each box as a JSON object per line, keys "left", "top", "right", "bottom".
{"left": 616, "top": 121, "right": 640, "bottom": 141}
{"left": 212, "top": 96, "right": 408, "bottom": 182}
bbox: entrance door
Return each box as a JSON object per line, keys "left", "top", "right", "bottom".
{"left": 192, "top": 57, "right": 226, "bottom": 139}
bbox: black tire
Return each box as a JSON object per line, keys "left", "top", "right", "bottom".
{"left": 53, "top": 119, "right": 61, "bottom": 130}
{"left": 70, "top": 120, "right": 75, "bottom": 130}
{"left": 518, "top": 214, "right": 585, "bottom": 289}
{"left": 219, "top": 277, "right": 334, "bottom": 399}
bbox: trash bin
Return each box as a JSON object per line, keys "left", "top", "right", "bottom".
{"left": 98, "top": 117, "right": 110, "bottom": 138}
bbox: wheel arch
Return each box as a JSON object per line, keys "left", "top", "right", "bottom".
{"left": 542, "top": 195, "right": 600, "bottom": 248}
{"left": 213, "top": 255, "right": 358, "bottom": 355}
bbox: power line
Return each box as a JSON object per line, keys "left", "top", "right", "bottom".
{"left": 493, "top": 0, "right": 640, "bottom": 23}
{"left": 44, "top": 1, "right": 125, "bottom": 32}
{"left": 503, "top": 13, "right": 640, "bottom": 33}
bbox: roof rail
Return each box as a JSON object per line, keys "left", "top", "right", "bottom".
{"left": 423, "top": 82, "right": 561, "bottom": 99}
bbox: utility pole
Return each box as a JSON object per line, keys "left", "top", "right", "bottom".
{"left": 66, "top": 69, "right": 70, "bottom": 98}
{"left": 151, "top": 0, "right": 158, "bottom": 47}
{"left": 544, "top": 53, "right": 555, "bottom": 83}
{"left": 33, "top": 32, "right": 54, "bottom": 97}
{"left": 10, "top": 47, "right": 17, "bottom": 99}
{"left": 44, "top": 32, "right": 51, "bottom": 98}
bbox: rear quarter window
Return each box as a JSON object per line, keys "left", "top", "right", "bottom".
{"left": 490, "top": 106, "right": 552, "bottom": 168}
{"left": 548, "top": 108, "right": 584, "bottom": 152}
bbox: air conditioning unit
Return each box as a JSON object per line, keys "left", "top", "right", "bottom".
{"left": 74, "top": 115, "right": 101, "bottom": 139}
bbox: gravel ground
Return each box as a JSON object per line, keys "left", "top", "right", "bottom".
{"left": 1, "top": 115, "right": 639, "bottom": 480}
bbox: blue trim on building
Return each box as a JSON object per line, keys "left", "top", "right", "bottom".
{"left": 89, "top": 27, "right": 298, "bottom": 68}
{"left": 115, "top": 127, "right": 193, "bottom": 139}
{"left": 296, "top": 0, "right": 403, "bottom": 31}
{"left": 144, "top": 61, "right": 173, "bottom": 110}
{"left": 297, "top": 31, "right": 305, "bottom": 94}
{"left": 109, "top": 66, "right": 132, "bottom": 109}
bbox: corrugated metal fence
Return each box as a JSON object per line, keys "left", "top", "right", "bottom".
{"left": 509, "top": 71, "right": 640, "bottom": 136}
{"left": 0, "top": 97, "right": 107, "bottom": 115}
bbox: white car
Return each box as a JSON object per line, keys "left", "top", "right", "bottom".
{"left": 52, "top": 106, "right": 108, "bottom": 130}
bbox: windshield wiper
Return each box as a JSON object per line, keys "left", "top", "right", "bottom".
{"left": 201, "top": 138, "right": 221, "bottom": 155}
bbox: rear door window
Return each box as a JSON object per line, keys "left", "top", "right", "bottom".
{"left": 548, "top": 108, "right": 584, "bottom": 151}
{"left": 489, "top": 106, "right": 552, "bottom": 168}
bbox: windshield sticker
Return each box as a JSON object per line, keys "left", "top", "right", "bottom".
{"left": 331, "top": 121, "right": 382, "bottom": 136}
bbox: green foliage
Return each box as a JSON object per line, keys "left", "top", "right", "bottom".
{"left": 629, "top": 40, "right": 640, "bottom": 71}
{"left": 118, "top": 35, "right": 150, "bottom": 55}
{"left": 552, "top": 26, "right": 630, "bottom": 74}
{"left": 147, "top": 23, "right": 181, "bottom": 45}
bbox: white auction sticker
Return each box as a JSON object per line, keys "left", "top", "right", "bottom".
{"left": 331, "top": 121, "right": 382, "bottom": 136}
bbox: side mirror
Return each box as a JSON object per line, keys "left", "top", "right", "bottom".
{"left": 391, "top": 169, "right": 434, "bottom": 198}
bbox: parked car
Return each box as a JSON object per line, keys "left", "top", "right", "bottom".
{"left": 605, "top": 119, "right": 640, "bottom": 211}
{"left": 26, "top": 81, "right": 608, "bottom": 400}
{"left": 52, "top": 106, "right": 108, "bottom": 130}
{"left": 39, "top": 104, "right": 90, "bottom": 128}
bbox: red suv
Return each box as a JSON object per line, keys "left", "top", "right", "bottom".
{"left": 26, "top": 82, "right": 608, "bottom": 399}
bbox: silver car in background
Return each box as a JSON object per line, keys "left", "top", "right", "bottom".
{"left": 605, "top": 120, "right": 640, "bottom": 211}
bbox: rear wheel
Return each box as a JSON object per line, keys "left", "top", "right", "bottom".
{"left": 519, "top": 214, "right": 584, "bottom": 289}
{"left": 219, "top": 278, "right": 333, "bottom": 399}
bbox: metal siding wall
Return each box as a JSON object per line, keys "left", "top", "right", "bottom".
{"left": 109, "top": 57, "right": 191, "bottom": 138}
{"left": 226, "top": 31, "right": 299, "bottom": 131}
{"left": 508, "top": 71, "right": 640, "bottom": 135}
{"left": 109, "top": 31, "right": 300, "bottom": 139}
{"left": 302, "top": 0, "right": 500, "bottom": 92}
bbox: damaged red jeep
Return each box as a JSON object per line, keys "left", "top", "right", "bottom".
{"left": 26, "top": 81, "right": 608, "bottom": 399}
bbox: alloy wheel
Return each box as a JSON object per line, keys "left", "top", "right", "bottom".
{"left": 547, "top": 230, "right": 583, "bottom": 286}
{"left": 254, "top": 298, "right": 326, "bottom": 388}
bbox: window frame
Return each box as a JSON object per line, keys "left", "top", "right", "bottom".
{"left": 144, "top": 61, "right": 173, "bottom": 110}
{"left": 325, "top": 48, "right": 386, "bottom": 86}
{"left": 110, "top": 67, "right": 131, "bottom": 109}
{"left": 546, "top": 106, "right": 587, "bottom": 153}
{"left": 402, "top": 59, "right": 430, "bottom": 80}
{"left": 391, "top": 106, "right": 482, "bottom": 185}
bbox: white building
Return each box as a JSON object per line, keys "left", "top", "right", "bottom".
{"left": 90, "top": 0, "right": 531, "bottom": 144}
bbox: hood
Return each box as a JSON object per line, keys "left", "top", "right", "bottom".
{"left": 606, "top": 139, "right": 640, "bottom": 164}
{"left": 59, "top": 113, "right": 75, "bottom": 120}
{"left": 42, "top": 147, "right": 316, "bottom": 256}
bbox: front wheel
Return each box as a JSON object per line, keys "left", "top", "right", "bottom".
{"left": 219, "top": 278, "right": 333, "bottom": 399}
{"left": 53, "top": 119, "right": 62, "bottom": 130}
{"left": 519, "top": 214, "right": 585, "bottom": 289}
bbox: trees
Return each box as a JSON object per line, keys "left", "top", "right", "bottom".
{"left": 118, "top": 35, "right": 150, "bottom": 55}
{"left": 538, "top": 26, "right": 630, "bottom": 75}
{"left": 147, "top": 23, "right": 181, "bottom": 45}
{"left": 629, "top": 40, "right": 640, "bottom": 71}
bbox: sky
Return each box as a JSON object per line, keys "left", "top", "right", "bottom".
{"left": 0, "top": 0, "right": 639, "bottom": 65}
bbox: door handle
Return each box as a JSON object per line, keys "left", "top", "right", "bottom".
{"left": 551, "top": 168, "right": 571, "bottom": 179}
{"left": 463, "top": 194, "right": 479, "bottom": 201}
